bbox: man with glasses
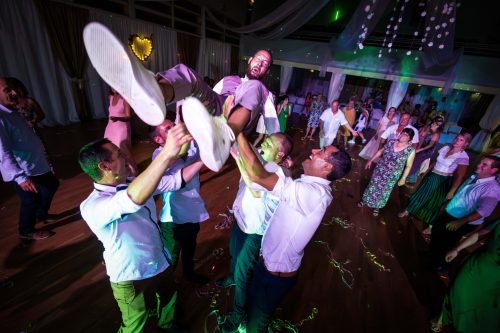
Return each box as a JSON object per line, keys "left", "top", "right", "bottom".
{"left": 84, "top": 22, "right": 278, "bottom": 173}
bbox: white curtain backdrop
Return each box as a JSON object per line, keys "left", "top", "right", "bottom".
{"left": 0, "top": 0, "right": 79, "bottom": 125}
{"left": 197, "top": 38, "right": 231, "bottom": 81}
{"left": 385, "top": 80, "right": 409, "bottom": 114}
{"left": 470, "top": 94, "right": 500, "bottom": 152}
{"left": 87, "top": 11, "right": 178, "bottom": 119}
{"left": 205, "top": 0, "right": 329, "bottom": 39}
{"left": 279, "top": 65, "right": 293, "bottom": 95}
{"left": 327, "top": 73, "right": 346, "bottom": 104}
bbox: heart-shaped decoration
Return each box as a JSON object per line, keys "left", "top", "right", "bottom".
{"left": 128, "top": 34, "right": 153, "bottom": 62}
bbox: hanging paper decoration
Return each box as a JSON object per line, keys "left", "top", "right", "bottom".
{"left": 128, "top": 34, "right": 153, "bottom": 61}
{"left": 375, "top": 1, "right": 460, "bottom": 61}
{"left": 354, "top": 0, "right": 379, "bottom": 54}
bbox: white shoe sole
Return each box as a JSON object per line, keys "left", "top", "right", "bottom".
{"left": 182, "top": 97, "right": 233, "bottom": 172}
{"left": 83, "top": 22, "right": 165, "bottom": 125}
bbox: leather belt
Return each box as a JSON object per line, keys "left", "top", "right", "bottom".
{"left": 260, "top": 257, "right": 298, "bottom": 278}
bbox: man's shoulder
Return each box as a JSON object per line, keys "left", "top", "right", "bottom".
{"left": 222, "top": 75, "right": 243, "bottom": 83}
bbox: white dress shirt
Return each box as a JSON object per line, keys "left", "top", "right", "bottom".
{"left": 381, "top": 124, "right": 419, "bottom": 144}
{"left": 0, "top": 104, "right": 51, "bottom": 183}
{"left": 153, "top": 142, "right": 209, "bottom": 224}
{"left": 260, "top": 169, "right": 333, "bottom": 273}
{"left": 80, "top": 172, "right": 183, "bottom": 282}
{"left": 446, "top": 176, "right": 500, "bottom": 225}
{"left": 232, "top": 160, "right": 285, "bottom": 235}
{"left": 320, "top": 109, "right": 348, "bottom": 139}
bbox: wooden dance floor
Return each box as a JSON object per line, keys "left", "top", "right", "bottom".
{"left": 0, "top": 115, "right": 493, "bottom": 333}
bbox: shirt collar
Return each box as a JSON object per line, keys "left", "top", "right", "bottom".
{"left": 476, "top": 176, "right": 496, "bottom": 184}
{"left": 0, "top": 104, "right": 13, "bottom": 114}
{"left": 300, "top": 174, "right": 331, "bottom": 186}
{"left": 242, "top": 75, "right": 249, "bottom": 82}
{"left": 94, "top": 182, "right": 128, "bottom": 193}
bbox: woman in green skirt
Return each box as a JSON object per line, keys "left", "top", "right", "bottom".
{"left": 398, "top": 133, "right": 471, "bottom": 226}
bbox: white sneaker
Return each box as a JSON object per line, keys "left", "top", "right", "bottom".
{"left": 182, "top": 97, "right": 235, "bottom": 172}
{"left": 348, "top": 139, "right": 355, "bottom": 144}
{"left": 362, "top": 139, "right": 367, "bottom": 144}
{"left": 83, "top": 22, "right": 166, "bottom": 125}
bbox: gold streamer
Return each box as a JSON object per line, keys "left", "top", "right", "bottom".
{"left": 271, "top": 307, "right": 319, "bottom": 332}
{"left": 359, "top": 238, "right": 392, "bottom": 272}
{"left": 315, "top": 241, "right": 355, "bottom": 289}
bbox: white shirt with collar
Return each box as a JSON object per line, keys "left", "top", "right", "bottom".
{"left": 433, "top": 146, "right": 469, "bottom": 174}
{"left": 381, "top": 124, "right": 419, "bottom": 144}
{"left": 320, "top": 108, "right": 348, "bottom": 139}
{"left": 446, "top": 175, "right": 500, "bottom": 225}
{"left": 260, "top": 169, "right": 333, "bottom": 273}
{"left": 232, "top": 159, "right": 289, "bottom": 235}
{"left": 80, "top": 172, "right": 183, "bottom": 283}
{"left": 0, "top": 104, "right": 51, "bottom": 183}
{"left": 153, "top": 142, "right": 209, "bottom": 224}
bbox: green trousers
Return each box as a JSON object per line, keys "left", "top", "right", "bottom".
{"left": 110, "top": 268, "right": 177, "bottom": 333}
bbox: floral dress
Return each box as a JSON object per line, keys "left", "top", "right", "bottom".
{"left": 307, "top": 100, "right": 323, "bottom": 128}
{"left": 362, "top": 140, "right": 415, "bottom": 208}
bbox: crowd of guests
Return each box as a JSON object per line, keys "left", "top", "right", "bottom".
{"left": 1, "top": 22, "right": 499, "bottom": 333}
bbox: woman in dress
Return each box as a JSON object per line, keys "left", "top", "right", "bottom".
{"left": 302, "top": 94, "right": 323, "bottom": 141}
{"left": 406, "top": 116, "right": 444, "bottom": 184}
{"left": 104, "top": 88, "right": 138, "bottom": 175}
{"left": 277, "top": 95, "right": 290, "bottom": 133}
{"left": 398, "top": 133, "right": 471, "bottom": 226}
{"left": 359, "top": 128, "right": 416, "bottom": 216}
{"left": 359, "top": 107, "right": 397, "bottom": 160}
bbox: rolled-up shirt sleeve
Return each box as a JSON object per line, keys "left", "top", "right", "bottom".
{"left": 0, "top": 120, "right": 26, "bottom": 184}
{"left": 339, "top": 112, "right": 348, "bottom": 126}
{"left": 155, "top": 168, "right": 183, "bottom": 194}
{"left": 81, "top": 190, "right": 143, "bottom": 229}
{"left": 476, "top": 191, "right": 500, "bottom": 219}
{"left": 380, "top": 126, "right": 392, "bottom": 140}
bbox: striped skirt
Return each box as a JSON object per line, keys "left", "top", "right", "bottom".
{"left": 406, "top": 172, "right": 453, "bottom": 224}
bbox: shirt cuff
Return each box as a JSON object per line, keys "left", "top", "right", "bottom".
{"left": 117, "top": 189, "right": 143, "bottom": 214}
{"left": 15, "top": 174, "right": 28, "bottom": 185}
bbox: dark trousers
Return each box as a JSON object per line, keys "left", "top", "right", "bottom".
{"left": 228, "top": 223, "right": 249, "bottom": 278}
{"left": 230, "top": 225, "right": 262, "bottom": 316}
{"left": 12, "top": 172, "right": 59, "bottom": 235}
{"left": 159, "top": 222, "right": 200, "bottom": 276}
{"left": 430, "top": 211, "right": 477, "bottom": 269}
{"left": 246, "top": 261, "right": 298, "bottom": 333}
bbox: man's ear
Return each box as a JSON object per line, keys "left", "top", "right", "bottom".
{"left": 98, "top": 161, "right": 110, "bottom": 173}
{"left": 322, "top": 161, "right": 333, "bottom": 175}
{"left": 247, "top": 56, "right": 253, "bottom": 65}
{"left": 153, "top": 135, "right": 163, "bottom": 146}
{"left": 276, "top": 151, "right": 285, "bottom": 162}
